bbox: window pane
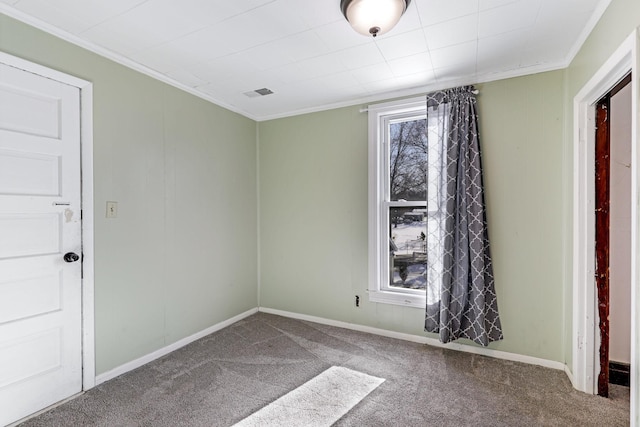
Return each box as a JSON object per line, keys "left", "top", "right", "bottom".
{"left": 389, "top": 118, "right": 427, "bottom": 201}
{"left": 388, "top": 206, "right": 426, "bottom": 289}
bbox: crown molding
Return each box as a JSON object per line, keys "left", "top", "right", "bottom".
{"left": 0, "top": 4, "right": 260, "bottom": 121}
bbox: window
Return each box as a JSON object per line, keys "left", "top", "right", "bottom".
{"left": 368, "top": 97, "right": 437, "bottom": 306}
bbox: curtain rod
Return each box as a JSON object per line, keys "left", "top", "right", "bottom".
{"left": 359, "top": 89, "right": 480, "bottom": 113}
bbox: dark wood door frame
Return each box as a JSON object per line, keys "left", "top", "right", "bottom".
{"left": 594, "top": 72, "right": 632, "bottom": 398}
{"left": 595, "top": 93, "right": 610, "bottom": 398}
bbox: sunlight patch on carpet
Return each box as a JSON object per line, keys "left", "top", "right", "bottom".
{"left": 233, "top": 366, "right": 385, "bottom": 427}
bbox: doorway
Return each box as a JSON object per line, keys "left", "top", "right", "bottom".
{"left": 594, "top": 73, "right": 632, "bottom": 398}
{"left": 572, "top": 29, "right": 639, "bottom": 424}
{"left": 0, "top": 51, "right": 95, "bottom": 425}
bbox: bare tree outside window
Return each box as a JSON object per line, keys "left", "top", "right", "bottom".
{"left": 389, "top": 119, "right": 427, "bottom": 201}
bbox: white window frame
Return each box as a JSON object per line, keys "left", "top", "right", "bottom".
{"left": 368, "top": 96, "right": 428, "bottom": 307}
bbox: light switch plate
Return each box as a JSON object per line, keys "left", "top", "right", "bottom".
{"left": 106, "top": 201, "right": 118, "bottom": 218}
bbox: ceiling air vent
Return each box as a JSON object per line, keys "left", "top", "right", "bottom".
{"left": 243, "top": 88, "right": 274, "bottom": 98}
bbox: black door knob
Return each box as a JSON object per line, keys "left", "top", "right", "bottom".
{"left": 64, "top": 252, "right": 80, "bottom": 263}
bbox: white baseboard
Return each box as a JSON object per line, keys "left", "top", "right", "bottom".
{"left": 94, "top": 305, "right": 571, "bottom": 388}
{"left": 259, "top": 307, "right": 568, "bottom": 372}
{"left": 564, "top": 364, "right": 575, "bottom": 386}
{"left": 95, "top": 307, "right": 258, "bottom": 386}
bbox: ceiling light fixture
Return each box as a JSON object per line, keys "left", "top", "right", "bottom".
{"left": 340, "top": 0, "right": 411, "bottom": 38}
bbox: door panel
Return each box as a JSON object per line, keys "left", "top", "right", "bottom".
{"left": 0, "top": 327, "right": 63, "bottom": 388}
{"left": 0, "top": 213, "right": 61, "bottom": 258}
{"left": 0, "top": 62, "right": 82, "bottom": 425}
{"left": 0, "top": 267, "right": 63, "bottom": 324}
{"left": 0, "top": 149, "right": 61, "bottom": 196}
{"left": 0, "top": 82, "right": 62, "bottom": 138}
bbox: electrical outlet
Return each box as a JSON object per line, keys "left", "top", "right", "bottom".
{"left": 106, "top": 201, "right": 118, "bottom": 218}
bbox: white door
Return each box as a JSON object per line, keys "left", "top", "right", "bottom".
{"left": 0, "top": 62, "right": 82, "bottom": 425}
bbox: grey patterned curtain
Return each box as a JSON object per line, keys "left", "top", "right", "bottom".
{"left": 424, "top": 86, "right": 503, "bottom": 346}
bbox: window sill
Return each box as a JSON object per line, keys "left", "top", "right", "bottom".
{"left": 368, "top": 289, "right": 426, "bottom": 308}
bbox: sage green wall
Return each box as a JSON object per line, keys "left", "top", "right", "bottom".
{"left": 4, "top": 0, "right": 636, "bottom": 377}
{"left": 477, "top": 72, "right": 565, "bottom": 361}
{"left": 0, "top": 15, "right": 258, "bottom": 374}
{"left": 258, "top": 70, "right": 566, "bottom": 362}
{"left": 562, "top": 0, "right": 640, "bottom": 371}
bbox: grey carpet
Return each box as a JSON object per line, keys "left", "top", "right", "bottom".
{"left": 21, "top": 313, "right": 629, "bottom": 426}
{"left": 233, "top": 366, "right": 384, "bottom": 426}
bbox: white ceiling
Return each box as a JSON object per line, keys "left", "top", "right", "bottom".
{"left": 0, "top": 0, "right": 611, "bottom": 121}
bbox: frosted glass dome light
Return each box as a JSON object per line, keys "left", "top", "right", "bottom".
{"left": 340, "top": 0, "right": 411, "bottom": 37}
